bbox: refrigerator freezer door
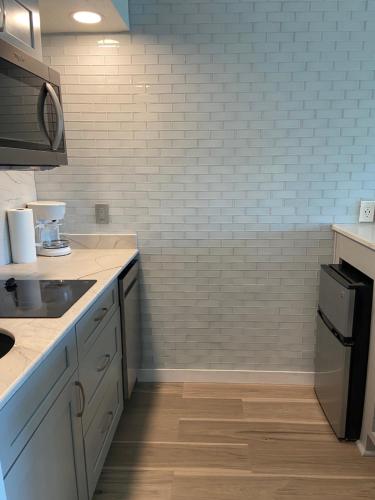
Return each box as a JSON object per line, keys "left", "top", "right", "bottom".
{"left": 315, "top": 312, "right": 352, "bottom": 439}
{"left": 319, "top": 266, "right": 355, "bottom": 340}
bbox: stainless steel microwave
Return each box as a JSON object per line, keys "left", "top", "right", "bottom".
{"left": 0, "top": 39, "right": 67, "bottom": 168}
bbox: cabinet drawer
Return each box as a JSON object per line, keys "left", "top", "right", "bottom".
{"left": 84, "top": 356, "right": 123, "bottom": 498}
{"left": 76, "top": 281, "right": 119, "bottom": 359}
{"left": 0, "top": 328, "right": 77, "bottom": 476}
{"left": 80, "top": 309, "right": 121, "bottom": 429}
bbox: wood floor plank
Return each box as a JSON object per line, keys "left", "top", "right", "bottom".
{"left": 247, "top": 432, "right": 375, "bottom": 477}
{"left": 126, "top": 393, "right": 183, "bottom": 412}
{"left": 242, "top": 399, "right": 326, "bottom": 422}
{"left": 178, "top": 419, "right": 333, "bottom": 444}
{"left": 93, "top": 470, "right": 173, "bottom": 500}
{"left": 183, "top": 383, "right": 316, "bottom": 400}
{"left": 114, "top": 409, "right": 179, "bottom": 442}
{"left": 171, "top": 474, "right": 375, "bottom": 500}
{"left": 103, "top": 442, "right": 250, "bottom": 470}
{"left": 127, "top": 392, "right": 243, "bottom": 419}
{"left": 134, "top": 383, "right": 183, "bottom": 396}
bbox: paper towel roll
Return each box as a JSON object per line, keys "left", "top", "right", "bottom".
{"left": 7, "top": 208, "right": 37, "bottom": 264}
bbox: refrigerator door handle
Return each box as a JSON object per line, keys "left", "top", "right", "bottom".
{"left": 318, "top": 309, "right": 354, "bottom": 347}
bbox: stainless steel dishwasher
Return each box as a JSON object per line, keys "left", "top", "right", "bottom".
{"left": 119, "top": 260, "right": 141, "bottom": 399}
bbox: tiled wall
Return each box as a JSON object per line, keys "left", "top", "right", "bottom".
{"left": 36, "top": 0, "right": 375, "bottom": 372}
{"left": 0, "top": 172, "right": 36, "bottom": 265}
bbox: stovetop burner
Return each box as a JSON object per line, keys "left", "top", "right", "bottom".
{"left": 0, "top": 278, "right": 97, "bottom": 318}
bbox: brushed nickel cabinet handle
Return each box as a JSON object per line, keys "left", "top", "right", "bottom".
{"left": 97, "top": 354, "right": 111, "bottom": 372}
{"left": 94, "top": 307, "right": 109, "bottom": 322}
{"left": 75, "top": 381, "right": 86, "bottom": 418}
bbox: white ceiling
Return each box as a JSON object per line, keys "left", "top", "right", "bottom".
{"left": 39, "top": 0, "right": 129, "bottom": 34}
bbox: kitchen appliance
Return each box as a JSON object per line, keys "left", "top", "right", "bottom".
{"left": 0, "top": 277, "right": 96, "bottom": 318}
{"left": 0, "top": 38, "right": 67, "bottom": 168}
{"left": 119, "top": 260, "right": 141, "bottom": 399}
{"left": 27, "top": 201, "right": 71, "bottom": 257}
{"left": 315, "top": 263, "right": 373, "bottom": 440}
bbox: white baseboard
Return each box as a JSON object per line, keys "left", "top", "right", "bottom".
{"left": 138, "top": 368, "right": 315, "bottom": 385}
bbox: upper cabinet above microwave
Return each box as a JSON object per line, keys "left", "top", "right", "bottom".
{"left": 0, "top": 0, "right": 42, "bottom": 60}
{"left": 39, "top": 0, "right": 130, "bottom": 34}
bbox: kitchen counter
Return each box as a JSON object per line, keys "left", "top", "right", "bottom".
{"left": 0, "top": 248, "right": 138, "bottom": 410}
{"left": 332, "top": 223, "right": 375, "bottom": 251}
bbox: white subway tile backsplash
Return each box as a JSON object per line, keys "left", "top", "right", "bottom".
{"left": 35, "top": 0, "right": 375, "bottom": 371}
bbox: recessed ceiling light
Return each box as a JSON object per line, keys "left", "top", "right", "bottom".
{"left": 72, "top": 11, "right": 102, "bottom": 24}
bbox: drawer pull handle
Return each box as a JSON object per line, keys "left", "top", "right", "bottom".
{"left": 94, "top": 307, "right": 109, "bottom": 322}
{"left": 75, "top": 381, "right": 86, "bottom": 418}
{"left": 97, "top": 354, "right": 111, "bottom": 372}
{"left": 100, "top": 411, "right": 114, "bottom": 435}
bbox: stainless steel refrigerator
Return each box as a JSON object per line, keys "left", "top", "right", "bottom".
{"left": 315, "top": 263, "right": 372, "bottom": 440}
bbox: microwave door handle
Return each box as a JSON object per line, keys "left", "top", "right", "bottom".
{"left": 37, "top": 83, "right": 51, "bottom": 145}
{"left": 45, "top": 82, "right": 64, "bottom": 151}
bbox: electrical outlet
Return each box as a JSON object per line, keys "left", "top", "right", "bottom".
{"left": 359, "top": 200, "right": 375, "bottom": 223}
{"left": 95, "top": 203, "right": 109, "bottom": 224}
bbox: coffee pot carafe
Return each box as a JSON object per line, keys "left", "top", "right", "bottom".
{"left": 27, "top": 201, "right": 71, "bottom": 257}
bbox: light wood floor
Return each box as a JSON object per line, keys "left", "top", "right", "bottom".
{"left": 93, "top": 382, "right": 375, "bottom": 500}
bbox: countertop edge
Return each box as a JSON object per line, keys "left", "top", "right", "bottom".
{"left": 332, "top": 224, "right": 375, "bottom": 251}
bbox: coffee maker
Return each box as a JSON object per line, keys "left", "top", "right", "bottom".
{"left": 27, "top": 201, "right": 72, "bottom": 257}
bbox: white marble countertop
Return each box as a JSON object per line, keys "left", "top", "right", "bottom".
{"left": 0, "top": 248, "right": 138, "bottom": 410}
{"left": 332, "top": 224, "right": 375, "bottom": 251}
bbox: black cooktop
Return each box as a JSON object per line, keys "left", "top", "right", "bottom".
{"left": 0, "top": 278, "right": 97, "bottom": 318}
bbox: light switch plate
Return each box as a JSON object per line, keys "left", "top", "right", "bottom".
{"left": 359, "top": 200, "right": 375, "bottom": 223}
{"left": 95, "top": 203, "right": 109, "bottom": 224}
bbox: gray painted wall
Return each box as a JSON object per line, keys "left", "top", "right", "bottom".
{"left": 36, "top": 0, "right": 375, "bottom": 371}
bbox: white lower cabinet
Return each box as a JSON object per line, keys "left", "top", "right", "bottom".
{"left": 0, "top": 277, "right": 128, "bottom": 500}
{"left": 4, "top": 375, "right": 87, "bottom": 500}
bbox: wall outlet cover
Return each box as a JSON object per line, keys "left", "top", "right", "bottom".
{"left": 359, "top": 201, "right": 375, "bottom": 223}
{"left": 95, "top": 203, "right": 110, "bottom": 224}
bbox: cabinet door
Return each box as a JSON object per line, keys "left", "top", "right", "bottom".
{"left": 0, "top": 0, "right": 42, "bottom": 59}
{"left": 4, "top": 376, "right": 88, "bottom": 500}
{"left": 0, "top": 327, "right": 77, "bottom": 476}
